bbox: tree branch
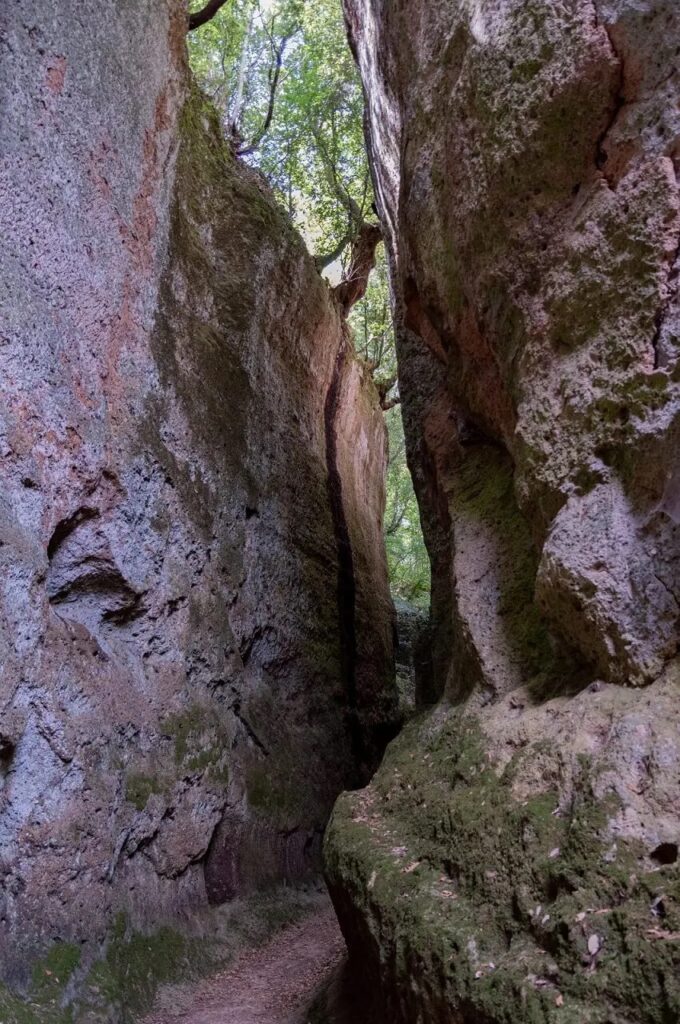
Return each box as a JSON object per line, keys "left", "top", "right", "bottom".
{"left": 312, "top": 125, "right": 363, "bottom": 228}
{"left": 374, "top": 372, "right": 399, "bottom": 410}
{"left": 385, "top": 504, "right": 408, "bottom": 537}
{"left": 188, "top": 0, "right": 230, "bottom": 32}
{"left": 332, "top": 221, "right": 383, "bottom": 315}
{"left": 237, "top": 29, "right": 298, "bottom": 157}
{"left": 229, "top": 7, "right": 254, "bottom": 132}
{"left": 314, "top": 229, "right": 353, "bottom": 271}
{"left": 308, "top": 123, "right": 375, "bottom": 272}
{"left": 381, "top": 394, "right": 402, "bottom": 412}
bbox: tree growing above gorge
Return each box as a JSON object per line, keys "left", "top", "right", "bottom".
{"left": 188, "top": 0, "right": 430, "bottom": 607}
{"left": 187, "top": 0, "right": 374, "bottom": 269}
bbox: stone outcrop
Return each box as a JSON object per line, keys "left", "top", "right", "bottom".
{"left": 327, "top": 1, "right": 680, "bottom": 1020}
{"left": 0, "top": 0, "right": 396, "bottom": 1014}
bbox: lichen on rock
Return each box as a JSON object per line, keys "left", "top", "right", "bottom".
{"left": 328, "top": 0, "right": 680, "bottom": 1019}
{"left": 327, "top": 666, "right": 680, "bottom": 1022}
{"left": 0, "top": 0, "right": 396, "bottom": 1014}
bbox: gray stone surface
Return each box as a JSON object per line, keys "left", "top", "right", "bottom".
{"left": 0, "top": 0, "right": 396, "bottom": 1004}
{"left": 328, "top": 1, "right": 680, "bottom": 1020}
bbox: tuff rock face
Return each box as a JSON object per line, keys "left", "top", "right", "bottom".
{"left": 327, "top": 1, "right": 680, "bottom": 1020}
{"left": 0, "top": 0, "right": 396, "bottom": 1011}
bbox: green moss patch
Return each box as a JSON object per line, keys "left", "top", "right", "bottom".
{"left": 326, "top": 706, "right": 680, "bottom": 1023}
{"left": 82, "top": 916, "right": 197, "bottom": 1021}
{"left": 0, "top": 943, "right": 82, "bottom": 1024}
{"left": 124, "top": 771, "right": 166, "bottom": 811}
{"left": 160, "top": 702, "right": 230, "bottom": 783}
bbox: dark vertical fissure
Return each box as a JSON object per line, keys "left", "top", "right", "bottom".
{"left": 324, "top": 333, "right": 365, "bottom": 778}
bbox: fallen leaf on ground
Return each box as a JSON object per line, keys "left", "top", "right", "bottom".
{"left": 646, "top": 927, "right": 680, "bottom": 940}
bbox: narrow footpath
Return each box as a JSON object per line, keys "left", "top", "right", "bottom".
{"left": 142, "top": 904, "right": 345, "bottom": 1024}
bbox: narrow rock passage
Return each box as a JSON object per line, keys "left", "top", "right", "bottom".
{"left": 143, "top": 904, "right": 345, "bottom": 1024}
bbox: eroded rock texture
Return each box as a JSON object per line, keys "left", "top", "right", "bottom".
{"left": 328, "top": 1, "right": 680, "bottom": 1020}
{"left": 0, "top": 0, "right": 395, "bottom": 1010}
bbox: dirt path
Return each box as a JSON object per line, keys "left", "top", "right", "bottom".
{"left": 142, "top": 904, "right": 345, "bottom": 1024}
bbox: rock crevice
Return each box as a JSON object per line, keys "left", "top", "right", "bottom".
{"left": 324, "top": 332, "right": 363, "bottom": 776}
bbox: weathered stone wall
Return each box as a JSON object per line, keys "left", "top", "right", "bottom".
{"left": 328, "top": 1, "right": 680, "bottom": 1020}
{"left": 0, "top": 0, "right": 395, "bottom": 1009}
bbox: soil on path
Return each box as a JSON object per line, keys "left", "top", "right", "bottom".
{"left": 142, "top": 903, "right": 345, "bottom": 1024}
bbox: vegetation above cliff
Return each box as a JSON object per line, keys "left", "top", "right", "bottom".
{"left": 188, "top": 0, "right": 430, "bottom": 607}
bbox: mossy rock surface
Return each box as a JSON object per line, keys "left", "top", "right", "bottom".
{"left": 2, "top": 886, "right": 329, "bottom": 1023}
{"left": 325, "top": 668, "right": 680, "bottom": 1024}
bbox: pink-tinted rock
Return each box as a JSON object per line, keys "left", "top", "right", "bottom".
{"left": 0, "top": 0, "right": 396, "bottom": 1003}
{"left": 328, "top": 1, "right": 680, "bottom": 1020}
{"left": 346, "top": 0, "right": 680, "bottom": 690}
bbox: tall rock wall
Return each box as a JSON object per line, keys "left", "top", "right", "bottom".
{"left": 0, "top": 0, "right": 396, "bottom": 1011}
{"left": 328, "top": 2, "right": 680, "bottom": 1021}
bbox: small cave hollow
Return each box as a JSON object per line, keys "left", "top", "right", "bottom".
{"left": 650, "top": 842, "right": 678, "bottom": 866}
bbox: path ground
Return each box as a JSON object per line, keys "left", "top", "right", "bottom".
{"left": 142, "top": 902, "right": 345, "bottom": 1024}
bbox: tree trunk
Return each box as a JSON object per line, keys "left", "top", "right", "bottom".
{"left": 332, "top": 223, "right": 382, "bottom": 315}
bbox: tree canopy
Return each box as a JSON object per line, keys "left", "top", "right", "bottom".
{"left": 188, "top": 0, "right": 371, "bottom": 264}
